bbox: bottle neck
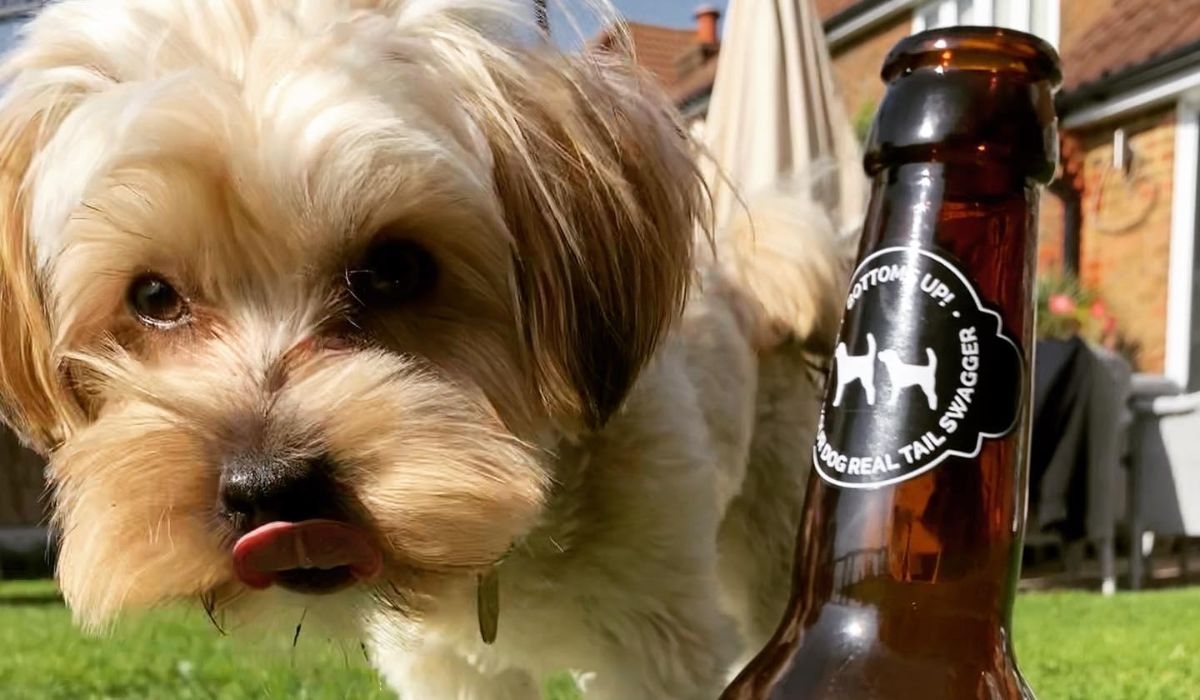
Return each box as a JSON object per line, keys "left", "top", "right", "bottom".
{"left": 801, "top": 157, "right": 1039, "bottom": 630}
{"left": 862, "top": 161, "right": 1035, "bottom": 252}
{"left": 858, "top": 160, "right": 1037, "bottom": 355}
{"left": 721, "top": 154, "right": 1046, "bottom": 700}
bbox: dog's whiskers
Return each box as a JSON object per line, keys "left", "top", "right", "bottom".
{"left": 368, "top": 580, "right": 420, "bottom": 621}
{"left": 199, "top": 591, "right": 226, "bottom": 636}
{"left": 378, "top": 582, "right": 409, "bottom": 616}
{"left": 292, "top": 607, "right": 308, "bottom": 649}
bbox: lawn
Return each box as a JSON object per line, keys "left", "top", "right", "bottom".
{"left": 1, "top": 580, "right": 1198, "bottom": 699}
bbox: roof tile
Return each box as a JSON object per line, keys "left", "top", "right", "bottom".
{"left": 594, "top": 22, "right": 702, "bottom": 87}
{"left": 1063, "top": 0, "right": 1200, "bottom": 91}
{"left": 668, "top": 54, "right": 720, "bottom": 104}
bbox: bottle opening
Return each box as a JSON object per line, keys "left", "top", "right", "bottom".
{"left": 882, "top": 26, "right": 1062, "bottom": 87}
{"left": 865, "top": 25, "right": 1062, "bottom": 183}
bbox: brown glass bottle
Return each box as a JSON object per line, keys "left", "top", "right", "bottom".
{"left": 721, "top": 26, "right": 1061, "bottom": 700}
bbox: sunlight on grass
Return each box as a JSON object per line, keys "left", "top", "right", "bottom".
{"left": 2, "top": 580, "right": 1198, "bottom": 698}
{"left": 0, "top": 581, "right": 391, "bottom": 699}
{"left": 0, "top": 580, "right": 583, "bottom": 699}
{"left": 1016, "top": 588, "right": 1200, "bottom": 700}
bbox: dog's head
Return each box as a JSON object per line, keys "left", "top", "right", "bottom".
{"left": 0, "top": 0, "right": 703, "bottom": 630}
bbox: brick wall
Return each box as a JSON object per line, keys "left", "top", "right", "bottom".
{"left": 1037, "top": 0, "right": 1120, "bottom": 266}
{"left": 825, "top": 0, "right": 1116, "bottom": 112}
{"left": 826, "top": 0, "right": 1114, "bottom": 131}
{"left": 828, "top": 15, "right": 912, "bottom": 128}
{"left": 827, "top": 5, "right": 1080, "bottom": 279}
{"left": 823, "top": 0, "right": 1176, "bottom": 371}
{"left": 1037, "top": 192, "right": 1066, "bottom": 272}
{"left": 1075, "top": 109, "right": 1176, "bottom": 371}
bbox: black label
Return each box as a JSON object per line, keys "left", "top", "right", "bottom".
{"left": 814, "top": 246, "right": 1023, "bottom": 489}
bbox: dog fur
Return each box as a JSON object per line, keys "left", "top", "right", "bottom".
{"left": 0, "top": 1, "right": 850, "bottom": 697}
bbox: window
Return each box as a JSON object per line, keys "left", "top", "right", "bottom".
{"left": 912, "top": 0, "right": 1059, "bottom": 47}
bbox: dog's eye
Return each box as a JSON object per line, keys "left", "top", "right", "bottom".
{"left": 348, "top": 240, "right": 437, "bottom": 307}
{"left": 127, "top": 274, "right": 189, "bottom": 328}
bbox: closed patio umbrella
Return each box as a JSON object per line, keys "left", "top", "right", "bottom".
{"left": 699, "top": 0, "right": 866, "bottom": 237}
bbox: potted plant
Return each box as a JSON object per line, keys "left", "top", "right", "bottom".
{"left": 1035, "top": 271, "right": 1137, "bottom": 364}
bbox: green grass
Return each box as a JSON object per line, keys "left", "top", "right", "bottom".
{"left": 1, "top": 580, "right": 1198, "bottom": 698}
{"left": 0, "top": 580, "right": 392, "bottom": 700}
{"left": 1016, "top": 588, "right": 1200, "bottom": 700}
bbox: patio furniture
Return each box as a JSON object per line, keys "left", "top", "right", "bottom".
{"left": 0, "top": 423, "right": 49, "bottom": 578}
{"left": 1125, "top": 375, "right": 1200, "bottom": 590}
{"left": 0, "top": 526, "right": 51, "bottom": 579}
{"left": 1028, "top": 337, "right": 1132, "bottom": 594}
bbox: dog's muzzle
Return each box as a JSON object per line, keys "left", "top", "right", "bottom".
{"left": 219, "top": 453, "right": 382, "bottom": 594}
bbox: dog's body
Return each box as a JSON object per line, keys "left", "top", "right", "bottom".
{"left": 0, "top": 1, "right": 849, "bottom": 697}
{"left": 878, "top": 347, "right": 938, "bottom": 410}
{"left": 375, "top": 193, "right": 846, "bottom": 698}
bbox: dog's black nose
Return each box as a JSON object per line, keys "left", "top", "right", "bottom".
{"left": 219, "top": 453, "right": 342, "bottom": 532}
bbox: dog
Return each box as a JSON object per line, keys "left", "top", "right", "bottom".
{"left": 0, "top": 1, "right": 850, "bottom": 697}
{"left": 878, "top": 347, "right": 938, "bottom": 410}
{"left": 832, "top": 332, "right": 876, "bottom": 407}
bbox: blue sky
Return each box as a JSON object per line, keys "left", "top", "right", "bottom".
{"left": 0, "top": 3, "right": 727, "bottom": 55}
{"left": 0, "top": 2, "right": 727, "bottom": 56}
{"left": 550, "top": 0, "right": 728, "bottom": 44}
{"left": 598, "top": 0, "right": 727, "bottom": 28}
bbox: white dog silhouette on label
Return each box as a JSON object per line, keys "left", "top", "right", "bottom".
{"left": 833, "top": 333, "right": 877, "bottom": 406}
{"left": 878, "top": 346, "right": 939, "bottom": 410}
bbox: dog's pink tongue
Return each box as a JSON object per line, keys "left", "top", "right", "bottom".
{"left": 232, "top": 520, "right": 382, "bottom": 589}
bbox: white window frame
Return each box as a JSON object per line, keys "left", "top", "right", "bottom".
{"left": 1003, "top": 0, "right": 1033, "bottom": 32}
{"left": 912, "top": 0, "right": 954, "bottom": 33}
{"left": 1165, "top": 93, "right": 1200, "bottom": 388}
{"left": 1041, "top": 0, "right": 1061, "bottom": 49}
{"left": 911, "top": 0, "right": 1058, "bottom": 48}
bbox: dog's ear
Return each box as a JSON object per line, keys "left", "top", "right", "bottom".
{"left": 467, "top": 47, "right": 706, "bottom": 430}
{"left": 0, "top": 87, "right": 85, "bottom": 454}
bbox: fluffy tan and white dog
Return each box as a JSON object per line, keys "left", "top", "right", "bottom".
{"left": 0, "top": 0, "right": 849, "bottom": 697}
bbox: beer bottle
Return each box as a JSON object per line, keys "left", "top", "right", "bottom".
{"left": 722, "top": 26, "right": 1060, "bottom": 699}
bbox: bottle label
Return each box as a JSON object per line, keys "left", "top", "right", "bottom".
{"left": 813, "top": 246, "right": 1023, "bottom": 489}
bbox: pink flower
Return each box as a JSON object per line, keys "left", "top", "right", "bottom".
{"left": 1089, "top": 300, "right": 1108, "bottom": 319}
{"left": 1048, "top": 294, "right": 1076, "bottom": 315}
{"left": 1103, "top": 316, "right": 1117, "bottom": 334}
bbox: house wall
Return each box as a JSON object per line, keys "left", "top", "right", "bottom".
{"left": 825, "top": 0, "right": 1174, "bottom": 371}
{"left": 1024, "top": 109, "right": 1175, "bottom": 372}
{"left": 824, "top": 0, "right": 1118, "bottom": 133}
{"left": 1024, "top": 0, "right": 1119, "bottom": 279}
{"left": 1076, "top": 109, "right": 1176, "bottom": 371}
{"left": 828, "top": 15, "right": 912, "bottom": 129}
{"left": 1037, "top": 189, "right": 1065, "bottom": 272}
